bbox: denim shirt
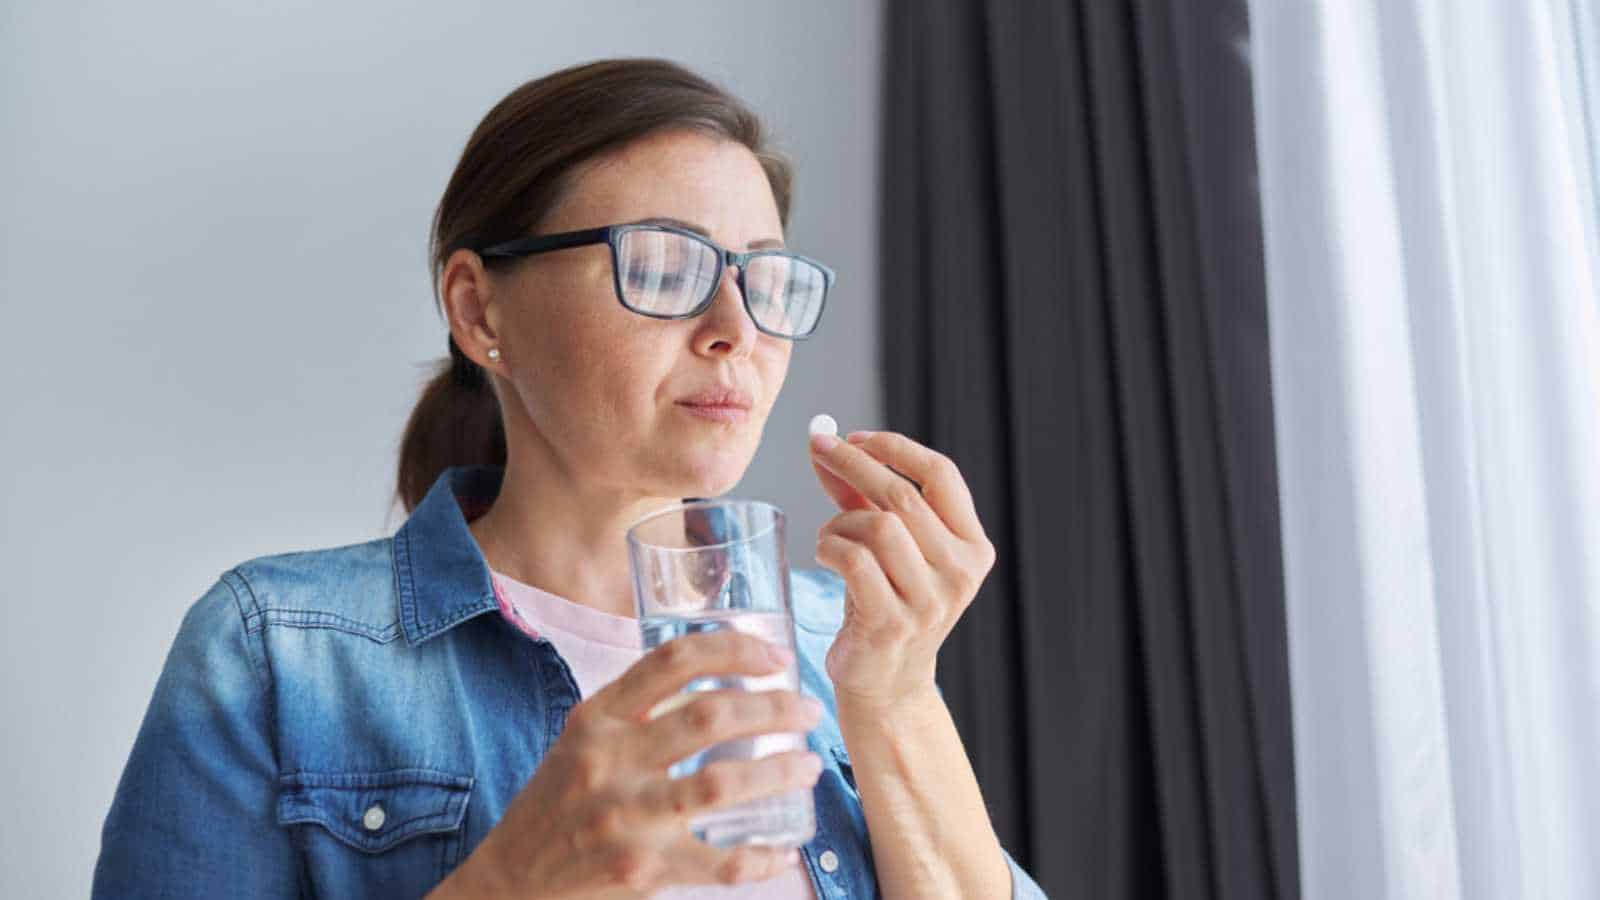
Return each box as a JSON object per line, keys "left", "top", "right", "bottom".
{"left": 93, "top": 463, "right": 1048, "bottom": 899}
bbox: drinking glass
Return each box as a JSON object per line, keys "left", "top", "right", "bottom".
{"left": 626, "top": 498, "right": 816, "bottom": 848}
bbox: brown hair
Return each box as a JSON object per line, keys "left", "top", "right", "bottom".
{"left": 394, "top": 58, "right": 794, "bottom": 514}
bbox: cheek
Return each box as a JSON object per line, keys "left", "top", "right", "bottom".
{"left": 755, "top": 343, "right": 793, "bottom": 413}
{"left": 556, "top": 328, "right": 664, "bottom": 428}
{"left": 516, "top": 304, "right": 664, "bottom": 440}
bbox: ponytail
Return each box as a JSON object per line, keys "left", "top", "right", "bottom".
{"left": 394, "top": 335, "right": 506, "bottom": 514}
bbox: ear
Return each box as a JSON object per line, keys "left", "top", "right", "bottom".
{"left": 441, "top": 248, "right": 501, "bottom": 366}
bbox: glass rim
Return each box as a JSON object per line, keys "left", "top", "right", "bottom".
{"left": 624, "top": 497, "right": 784, "bottom": 554}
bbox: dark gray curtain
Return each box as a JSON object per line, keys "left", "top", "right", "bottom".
{"left": 880, "top": 2, "right": 1299, "bottom": 898}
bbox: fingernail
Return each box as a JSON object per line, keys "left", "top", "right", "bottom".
{"left": 803, "top": 696, "right": 824, "bottom": 717}
{"left": 810, "top": 432, "right": 838, "bottom": 452}
{"left": 846, "top": 431, "right": 872, "bottom": 444}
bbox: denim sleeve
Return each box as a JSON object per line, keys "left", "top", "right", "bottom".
{"left": 1002, "top": 846, "right": 1050, "bottom": 899}
{"left": 92, "top": 572, "right": 301, "bottom": 898}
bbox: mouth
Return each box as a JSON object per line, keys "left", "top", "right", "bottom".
{"left": 675, "top": 387, "right": 754, "bottom": 424}
{"left": 675, "top": 401, "right": 752, "bottom": 424}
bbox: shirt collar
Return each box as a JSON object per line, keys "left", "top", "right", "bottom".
{"left": 393, "top": 463, "right": 506, "bottom": 646}
{"left": 388, "top": 465, "right": 831, "bottom": 645}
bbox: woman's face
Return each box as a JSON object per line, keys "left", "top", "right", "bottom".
{"left": 477, "top": 128, "right": 793, "bottom": 500}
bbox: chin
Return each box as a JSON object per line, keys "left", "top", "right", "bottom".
{"left": 681, "top": 466, "right": 746, "bottom": 499}
{"left": 671, "top": 448, "right": 754, "bottom": 498}
{"left": 645, "top": 423, "right": 762, "bottom": 498}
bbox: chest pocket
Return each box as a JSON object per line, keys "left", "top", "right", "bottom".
{"left": 277, "top": 767, "right": 474, "bottom": 898}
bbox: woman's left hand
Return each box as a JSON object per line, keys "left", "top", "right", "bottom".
{"left": 808, "top": 430, "right": 996, "bottom": 714}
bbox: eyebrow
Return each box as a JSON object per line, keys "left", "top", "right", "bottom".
{"left": 633, "top": 217, "right": 786, "bottom": 250}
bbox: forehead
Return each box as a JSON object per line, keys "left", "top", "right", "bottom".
{"left": 552, "top": 129, "right": 783, "bottom": 242}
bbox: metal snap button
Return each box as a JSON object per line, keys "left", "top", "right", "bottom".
{"left": 362, "top": 803, "right": 386, "bottom": 831}
{"left": 819, "top": 849, "right": 839, "bottom": 873}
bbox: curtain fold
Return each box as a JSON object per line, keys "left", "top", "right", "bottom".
{"left": 1249, "top": 0, "right": 1600, "bottom": 897}
{"left": 880, "top": 3, "right": 1298, "bottom": 897}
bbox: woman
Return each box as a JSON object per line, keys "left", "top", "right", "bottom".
{"left": 92, "top": 58, "right": 1048, "bottom": 899}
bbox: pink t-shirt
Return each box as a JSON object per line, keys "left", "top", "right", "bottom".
{"left": 489, "top": 568, "right": 820, "bottom": 900}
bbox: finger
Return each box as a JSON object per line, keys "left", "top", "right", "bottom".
{"left": 823, "top": 511, "right": 942, "bottom": 613}
{"left": 815, "top": 533, "right": 898, "bottom": 629}
{"left": 632, "top": 688, "right": 823, "bottom": 772}
{"left": 595, "top": 630, "right": 791, "bottom": 723}
{"left": 668, "top": 831, "right": 808, "bottom": 887}
{"left": 640, "top": 748, "right": 822, "bottom": 828}
{"left": 646, "top": 752, "right": 820, "bottom": 887}
{"left": 810, "top": 435, "right": 950, "bottom": 555}
{"left": 811, "top": 456, "right": 875, "bottom": 512}
{"left": 582, "top": 823, "right": 802, "bottom": 893}
{"left": 846, "top": 431, "right": 985, "bottom": 543}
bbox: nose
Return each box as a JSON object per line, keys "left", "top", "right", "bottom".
{"left": 692, "top": 263, "right": 758, "bottom": 358}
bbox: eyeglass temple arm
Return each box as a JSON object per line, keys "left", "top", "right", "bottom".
{"left": 478, "top": 226, "right": 613, "bottom": 259}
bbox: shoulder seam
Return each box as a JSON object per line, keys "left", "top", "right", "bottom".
{"left": 251, "top": 609, "right": 402, "bottom": 644}
{"left": 220, "top": 568, "right": 269, "bottom": 694}
{"left": 229, "top": 540, "right": 404, "bottom": 643}
{"left": 220, "top": 567, "right": 289, "bottom": 795}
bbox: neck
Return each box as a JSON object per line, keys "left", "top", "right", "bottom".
{"left": 467, "top": 445, "right": 677, "bottom": 620}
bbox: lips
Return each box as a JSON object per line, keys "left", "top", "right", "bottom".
{"left": 676, "top": 387, "right": 753, "bottom": 411}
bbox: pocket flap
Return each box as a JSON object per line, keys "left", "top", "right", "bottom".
{"left": 277, "top": 768, "right": 474, "bottom": 854}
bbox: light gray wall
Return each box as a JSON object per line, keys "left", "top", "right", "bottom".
{"left": 0, "top": 2, "right": 881, "bottom": 894}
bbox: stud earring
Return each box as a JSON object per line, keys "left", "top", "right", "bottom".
{"left": 487, "top": 348, "right": 500, "bottom": 360}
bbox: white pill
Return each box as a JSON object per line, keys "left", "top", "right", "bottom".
{"left": 809, "top": 414, "right": 838, "bottom": 438}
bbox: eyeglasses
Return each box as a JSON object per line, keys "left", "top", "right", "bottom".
{"left": 476, "top": 221, "right": 835, "bottom": 340}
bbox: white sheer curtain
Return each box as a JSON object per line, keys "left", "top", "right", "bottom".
{"left": 1577, "top": 0, "right": 1600, "bottom": 219}
{"left": 1247, "top": 1, "right": 1600, "bottom": 899}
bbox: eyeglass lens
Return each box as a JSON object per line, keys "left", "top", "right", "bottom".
{"left": 615, "top": 228, "right": 826, "bottom": 336}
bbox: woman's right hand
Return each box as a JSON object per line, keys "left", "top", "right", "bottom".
{"left": 433, "top": 628, "right": 825, "bottom": 899}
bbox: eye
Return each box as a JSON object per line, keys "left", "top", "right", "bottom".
{"left": 626, "top": 269, "right": 687, "bottom": 289}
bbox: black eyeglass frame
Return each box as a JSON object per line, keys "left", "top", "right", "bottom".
{"left": 476, "top": 222, "right": 836, "bottom": 340}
